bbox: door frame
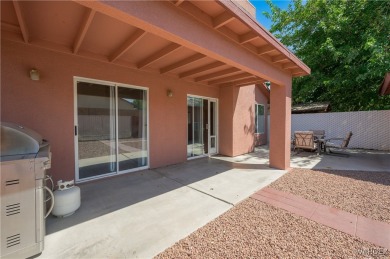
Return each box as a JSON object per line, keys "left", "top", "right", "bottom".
{"left": 73, "top": 76, "right": 150, "bottom": 183}
{"left": 187, "top": 94, "right": 218, "bottom": 159}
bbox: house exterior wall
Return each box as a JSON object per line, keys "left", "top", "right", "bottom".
{"left": 219, "top": 86, "right": 234, "bottom": 157}
{"left": 230, "top": 85, "right": 268, "bottom": 157}
{"left": 1, "top": 40, "right": 220, "bottom": 182}
{"left": 255, "top": 85, "right": 268, "bottom": 146}
{"left": 1, "top": 40, "right": 270, "bottom": 182}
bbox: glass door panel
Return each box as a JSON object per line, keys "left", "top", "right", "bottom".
{"left": 187, "top": 97, "right": 194, "bottom": 157}
{"left": 117, "top": 87, "right": 148, "bottom": 171}
{"left": 203, "top": 99, "right": 209, "bottom": 155}
{"left": 193, "top": 98, "right": 203, "bottom": 156}
{"left": 187, "top": 97, "right": 204, "bottom": 158}
{"left": 77, "top": 82, "right": 116, "bottom": 180}
{"left": 209, "top": 100, "right": 217, "bottom": 154}
{"left": 187, "top": 97, "right": 217, "bottom": 158}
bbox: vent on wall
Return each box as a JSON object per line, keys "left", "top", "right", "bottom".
{"left": 6, "top": 203, "right": 21, "bottom": 216}
{"left": 5, "top": 179, "right": 19, "bottom": 186}
{"left": 6, "top": 234, "right": 21, "bottom": 248}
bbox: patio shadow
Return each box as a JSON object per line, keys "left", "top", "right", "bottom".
{"left": 291, "top": 149, "right": 390, "bottom": 173}
{"left": 46, "top": 154, "right": 280, "bottom": 235}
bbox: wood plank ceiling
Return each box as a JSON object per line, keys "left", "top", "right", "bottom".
{"left": 1, "top": 0, "right": 309, "bottom": 88}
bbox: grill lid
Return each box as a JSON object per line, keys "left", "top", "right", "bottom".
{"left": 1, "top": 122, "right": 44, "bottom": 156}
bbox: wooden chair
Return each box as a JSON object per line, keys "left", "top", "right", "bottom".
{"left": 293, "top": 131, "right": 316, "bottom": 152}
{"left": 309, "top": 130, "right": 325, "bottom": 139}
{"left": 324, "top": 131, "right": 353, "bottom": 156}
{"left": 310, "top": 129, "right": 326, "bottom": 153}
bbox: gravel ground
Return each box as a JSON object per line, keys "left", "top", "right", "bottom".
{"left": 78, "top": 139, "right": 144, "bottom": 159}
{"left": 78, "top": 140, "right": 112, "bottom": 159}
{"left": 270, "top": 168, "right": 390, "bottom": 223}
{"left": 156, "top": 199, "right": 386, "bottom": 258}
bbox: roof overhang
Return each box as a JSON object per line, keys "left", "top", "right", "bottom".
{"left": 292, "top": 102, "right": 331, "bottom": 114}
{"left": 379, "top": 72, "right": 390, "bottom": 96}
{"left": 1, "top": 0, "right": 310, "bottom": 90}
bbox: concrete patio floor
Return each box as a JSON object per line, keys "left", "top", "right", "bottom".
{"left": 42, "top": 156, "right": 286, "bottom": 259}
{"left": 213, "top": 146, "right": 390, "bottom": 172}
{"left": 290, "top": 149, "right": 390, "bottom": 171}
{"left": 41, "top": 146, "right": 389, "bottom": 259}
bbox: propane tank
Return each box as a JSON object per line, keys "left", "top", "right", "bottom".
{"left": 52, "top": 180, "right": 81, "bottom": 217}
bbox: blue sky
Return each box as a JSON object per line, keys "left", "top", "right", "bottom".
{"left": 249, "top": 0, "right": 291, "bottom": 30}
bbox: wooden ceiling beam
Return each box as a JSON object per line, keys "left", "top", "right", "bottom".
{"left": 208, "top": 72, "right": 254, "bottom": 85}
{"left": 137, "top": 43, "right": 182, "bottom": 69}
{"left": 257, "top": 45, "right": 276, "bottom": 55}
{"left": 179, "top": 61, "right": 225, "bottom": 78}
{"left": 177, "top": 1, "right": 213, "bottom": 27}
{"left": 109, "top": 29, "right": 146, "bottom": 62}
{"left": 73, "top": 8, "right": 96, "bottom": 54}
{"left": 175, "top": 0, "right": 185, "bottom": 6}
{"left": 194, "top": 67, "right": 240, "bottom": 82}
{"left": 291, "top": 68, "right": 303, "bottom": 75}
{"left": 282, "top": 63, "right": 299, "bottom": 70}
{"left": 216, "top": 77, "right": 262, "bottom": 87}
{"left": 160, "top": 53, "right": 206, "bottom": 74}
{"left": 232, "top": 77, "right": 263, "bottom": 87}
{"left": 217, "top": 26, "right": 240, "bottom": 42}
{"left": 173, "top": 1, "right": 294, "bottom": 75}
{"left": 272, "top": 55, "right": 289, "bottom": 63}
{"left": 12, "top": 0, "right": 29, "bottom": 43}
{"left": 239, "top": 31, "right": 259, "bottom": 44}
{"left": 213, "top": 11, "right": 235, "bottom": 29}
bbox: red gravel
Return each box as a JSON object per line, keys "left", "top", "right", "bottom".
{"left": 270, "top": 168, "right": 390, "bottom": 223}
{"left": 156, "top": 199, "right": 386, "bottom": 258}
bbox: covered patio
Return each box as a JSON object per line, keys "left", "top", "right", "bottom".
{"left": 1, "top": 0, "right": 310, "bottom": 184}
{"left": 43, "top": 146, "right": 390, "bottom": 258}
{"left": 2, "top": 1, "right": 311, "bottom": 258}
{"left": 44, "top": 156, "right": 286, "bottom": 258}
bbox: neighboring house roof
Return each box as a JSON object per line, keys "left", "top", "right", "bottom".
{"left": 379, "top": 72, "right": 390, "bottom": 96}
{"left": 292, "top": 102, "right": 331, "bottom": 114}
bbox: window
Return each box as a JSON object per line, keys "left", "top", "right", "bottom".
{"left": 255, "top": 104, "right": 265, "bottom": 134}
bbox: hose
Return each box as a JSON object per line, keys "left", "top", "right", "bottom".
{"left": 44, "top": 186, "right": 55, "bottom": 218}
{"left": 44, "top": 175, "right": 54, "bottom": 202}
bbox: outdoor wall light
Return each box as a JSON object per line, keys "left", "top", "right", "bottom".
{"left": 167, "top": 89, "right": 173, "bottom": 97}
{"left": 263, "top": 81, "right": 271, "bottom": 90}
{"left": 30, "top": 69, "right": 40, "bottom": 81}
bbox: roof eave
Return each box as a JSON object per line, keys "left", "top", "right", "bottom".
{"left": 218, "top": 0, "right": 311, "bottom": 76}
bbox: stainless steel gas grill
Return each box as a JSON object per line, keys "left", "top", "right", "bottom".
{"left": 0, "top": 122, "right": 54, "bottom": 259}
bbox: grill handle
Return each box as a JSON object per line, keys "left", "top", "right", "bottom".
{"left": 44, "top": 186, "right": 55, "bottom": 218}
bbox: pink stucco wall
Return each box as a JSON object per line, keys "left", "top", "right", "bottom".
{"left": 1, "top": 40, "right": 270, "bottom": 182}
{"left": 231, "top": 85, "right": 268, "bottom": 156}
{"left": 1, "top": 40, "right": 221, "bottom": 182}
{"left": 269, "top": 81, "right": 292, "bottom": 170}
{"left": 254, "top": 85, "right": 269, "bottom": 146}
{"left": 218, "top": 85, "right": 234, "bottom": 156}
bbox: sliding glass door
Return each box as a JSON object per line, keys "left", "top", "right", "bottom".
{"left": 187, "top": 96, "right": 217, "bottom": 158}
{"left": 75, "top": 79, "right": 148, "bottom": 182}
{"left": 117, "top": 87, "right": 148, "bottom": 171}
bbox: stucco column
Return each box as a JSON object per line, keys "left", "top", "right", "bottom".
{"left": 218, "top": 85, "right": 234, "bottom": 156}
{"left": 269, "top": 80, "right": 292, "bottom": 169}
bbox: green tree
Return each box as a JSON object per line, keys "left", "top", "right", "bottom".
{"left": 264, "top": 0, "right": 390, "bottom": 111}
